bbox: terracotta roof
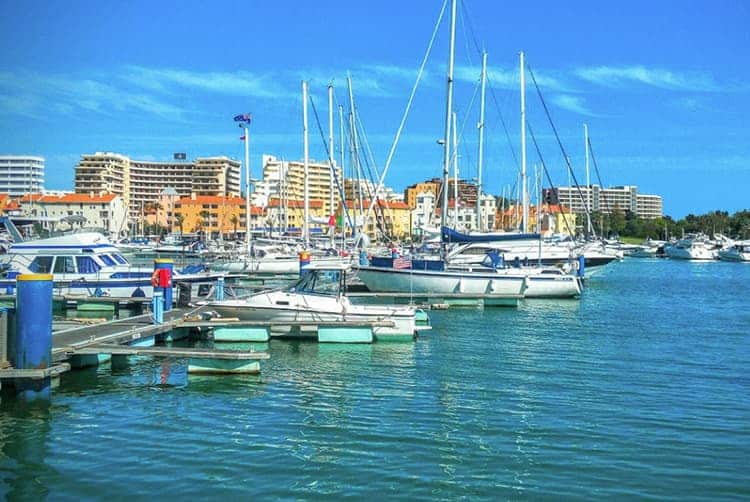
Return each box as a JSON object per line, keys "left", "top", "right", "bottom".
{"left": 345, "top": 199, "right": 410, "bottom": 210}
{"left": 19, "top": 192, "right": 118, "bottom": 204}
{"left": 177, "top": 195, "right": 247, "bottom": 205}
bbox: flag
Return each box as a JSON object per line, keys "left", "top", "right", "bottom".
{"left": 393, "top": 257, "right": 412, "bottom": 270}
{"left": 233, "top": 113, "right": 252, "bottom": 123}
{"left": 240, "top": 135, "right": 246, "bottom": 140}
{"left": 328, "top": 214, "right": 335, "bottom": 227}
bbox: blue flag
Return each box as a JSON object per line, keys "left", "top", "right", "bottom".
{"left": 233, "top": 113, "right": 252, "bottom": 123}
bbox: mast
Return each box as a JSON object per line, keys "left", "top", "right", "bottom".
{"left": 476, "top": 51, "right": 487, "bottom": 232}
{"left": 328, "top": 84, "right": 335, "bottom": 248}
{"left": 244, "top": 123, "right": 251, "bottom": 252}
{"left": 339, "top": 104, "right": 346, "bottom": 249}
{"left": 441, "top": 0, "right": 457, "bottom": 229}
{"left": 347, "top": 75, "right": 362, "bottom": 242}
{"left": 520, "top": 51, "right": 528, "bottom": 234}
{"left": 302, "top": 80, "right": 310, "bottom": 248}
{"left": 452, "top": 111, "right": 459, "bottom": 229}
{"left": 584, "top": 122, "right": 592, "bottom": 238}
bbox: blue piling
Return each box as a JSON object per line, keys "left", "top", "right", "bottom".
{"left": 13, "top": 273, "right": 53, "bottom": 400}
{"left": 359, "top": 250, "right": 368, "bottom": 266}
{"left": 577, "top": 255, "right": 586, "bottom": 278}
{"left": 154, "top": 259, "right": 174, "bottom": 311}
{"left": 299, "top": 251, "right": 310, "bottom": 277}
{"left": 152, "top": 290, "right": 164, "bottom": 324}
{"left": 216, "top": 276, "right": 225, "bottom": 301}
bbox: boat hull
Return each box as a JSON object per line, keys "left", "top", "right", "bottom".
{"left": 355, "top": 266, "right": 527, "bottom": 296}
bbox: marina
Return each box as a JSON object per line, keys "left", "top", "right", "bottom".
{"left": 1, "top": 0, "right": 748, "bottom": 498}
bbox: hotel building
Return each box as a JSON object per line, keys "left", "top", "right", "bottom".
{"left": 0, "top": 155, "right": 45, "bottom": 196}
{"left": 74, "top": 152, "right": 241, "bottom": 226}
{"left": 544, "top": 185, "right": 663, "bottom": 219}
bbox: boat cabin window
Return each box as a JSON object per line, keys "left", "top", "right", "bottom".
{"left": 76, "top": 256, "right": 101, "bottom": 274}
{"left": 29, "top": 256, "right": 53, "bottom": 273}
{"left": 291, "top": 270, "right": 342, "bottom": 295}
{"left": 53, "top": 256, "right": 76, "bottom": 274}
{"left": 99, "top": 254, "right": 116, "bottom": 266}
{"left": 111, "top": 253, "right": 128, "bottom": 264}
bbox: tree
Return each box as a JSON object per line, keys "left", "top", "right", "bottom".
{"left": 230, "top": 214, "right": 239, "bottom": 239}
{"left": 174, "top": 213, "right": 185, "bottom": 237}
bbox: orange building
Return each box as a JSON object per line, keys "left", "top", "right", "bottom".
{"left": 404, "top": 181, "right": 439, "bottom": 208}
{"left": 338, "top": 199, "right": 412, "bottom": 240}
{"left": 496, "top": 203, "right": 576, "bottom": 236}
{"left": 266, "top": 198, "right": 326, "bottom": 232}
{"left": 173, "top": 194, "right": 264, "bottom": 238}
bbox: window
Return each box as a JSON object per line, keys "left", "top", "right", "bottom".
{"left": 76, "top": 256, "right": 101, "bottom": 274}
{"left": 100, "top": 254, "right": 116, "bottom": 266}
{"left": 111, "top": 253, "right": 128, "bottom": 265}
{"left": 30, "top": 256, "right": 53, "bottom": 273}
{"left": 53, "top": 256, "right": 76, "bottom": 274}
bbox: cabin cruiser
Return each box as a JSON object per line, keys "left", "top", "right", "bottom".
{"left": 717, "top": 241, "right": 750, "bottom": 262}
{"left": 206, "top": 264, "right": 427, "bottom": 340}
{"left": 664, "top": 234, "right": 720, "bottom": 260}
{"left": 0, "top": 232, "right": 223, "bottom": 298}
{"left": 212, "top": 242, "right": 352, "bottom": 275}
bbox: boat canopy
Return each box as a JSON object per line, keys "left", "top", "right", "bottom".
{"left": 440, "top": 226, "right": 541, "bottom": 244}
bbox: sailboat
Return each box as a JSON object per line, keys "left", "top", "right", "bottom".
{"left": 356, "top": 3, "right": 581, "bottom": 298}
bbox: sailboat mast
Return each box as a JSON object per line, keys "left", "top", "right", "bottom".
{"left": 476, "top": 51, "right": 487, "bottom": 232}
{"left": 584, "top": 122, "right": 592, "bottom": 237}
{"left": 339, "top": 104, "right": 346, "bottom": 249}
{"left": 441, "top": 0, "right": 457, "bottom": 229}
{"left": 328, "top": 84, "right": 335, "bottom": 248}
{"left": 520, "top": 51, "right": 528, "bottom": 234}
{"left": 302, "top": 80, "right": 310, "bottom": 249}
{"left": 347, "top": 75, "right": 362, "bottom": 243}
{"left": 452, "top": 111, "right": 459, "bottom": 230}
{"left": 244, "top": 124, "right": 251, "bottom": 252}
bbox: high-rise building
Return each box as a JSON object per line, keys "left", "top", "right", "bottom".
{"left": 544, "top": 185, "right": 663, "bottom": 219}
{"left": 0, "top": 155, "right": 45, "bottom": 196}
{"left": 74, "top": 152, "right": 241, "bottom": 226}
{"left": 260, "top": 155, "right": 342, "bottom": 217}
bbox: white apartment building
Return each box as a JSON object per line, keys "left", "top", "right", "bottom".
{"left": 19, "top": 192, "right": 128, "bottom": 235}
{"left": 0, "top": 156, "right": 45, "bottom": 196}
{"left": 260, "top": 154, "right": 342, "bottom": 216}
{"left": 549, "top": 185, "right": 663, "bottom": 219}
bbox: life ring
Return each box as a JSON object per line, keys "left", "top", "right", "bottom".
{"left": 151, "top": 270, "right": 160, "bottom": 287}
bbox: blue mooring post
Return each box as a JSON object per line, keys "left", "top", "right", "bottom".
{"left": 359, "top": 250, "right": 368, "bottom": 266}
{"left": 154, "top": 259, "right": 174, "bottom": 311}
{"left": 216, "top": 276, "right": 225, "bottom": 301}
{"left": 577, "top": 255, "right": 586, "bottom": 278}
{"left": 299, "top": 251, "right": 310, "bottom": 278}
{"left": 152, "top": 290, "right": 164, "bottom": 324}
{"left": 14, "top": 273, "right": 53, "bottom": 400}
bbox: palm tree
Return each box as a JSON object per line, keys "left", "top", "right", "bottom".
{"left": 230, "top": 215, "right": 239, "bottom": 240}
{"left": 174, "top": 213, "right": 185, "bottom": 237}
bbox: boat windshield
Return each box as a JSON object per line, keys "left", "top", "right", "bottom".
{"left": 290, "top": 269, "right": 342, "bottom": 296}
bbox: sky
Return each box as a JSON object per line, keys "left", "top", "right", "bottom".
{"left": 0, "top": 0, "right": 748, "bottom": 218}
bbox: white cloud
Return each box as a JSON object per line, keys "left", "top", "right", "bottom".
{"left": 574, "top": 65, "right": 720, "bottom": 91}
{"left": 550, "top": 94, "right": 597, "bottom": 116}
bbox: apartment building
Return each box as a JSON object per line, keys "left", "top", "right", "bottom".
{"left": 0, "top": 156, "right": 45, "bottom": 196}
{"left": 18, "top": 192, "right": 128, "bottom": 235}
{"left": 74, "top": 152, "right": 241, "bottom": 227}
{"left": 260, "top": 155, "right": 342, "bottom": 217}
{"left": 173, "top": 194, "right": 263, "bottom": 238}
{"left": 544, "top": 185, "right": 663, "bottom": 219}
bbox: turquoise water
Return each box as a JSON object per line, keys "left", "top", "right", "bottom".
{"left": 2, "top": 259, "right": 749, "bottom": 500}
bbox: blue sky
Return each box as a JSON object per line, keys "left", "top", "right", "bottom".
{"left": 1, "top": 0, "right": 748, "bottom": 218}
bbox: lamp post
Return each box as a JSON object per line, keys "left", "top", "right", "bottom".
{"left": 234, "top": 113, "right": 252, "bottom": 252}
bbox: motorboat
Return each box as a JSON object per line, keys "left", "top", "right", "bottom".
{"left": 206, "top": 264, "right": 428, "bottom": 340}
{"left": 0, "top": 231, "right": 223, "bottom": 298}
{"left": 717, "top": 242, "right": 750, "bottom": 262}
{"left": 664, "top": 234, "right": 720, "bottom": 260}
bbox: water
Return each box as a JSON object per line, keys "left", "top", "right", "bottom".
{"left": 2, "top": 259, "right": 749, "bottom": 500}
